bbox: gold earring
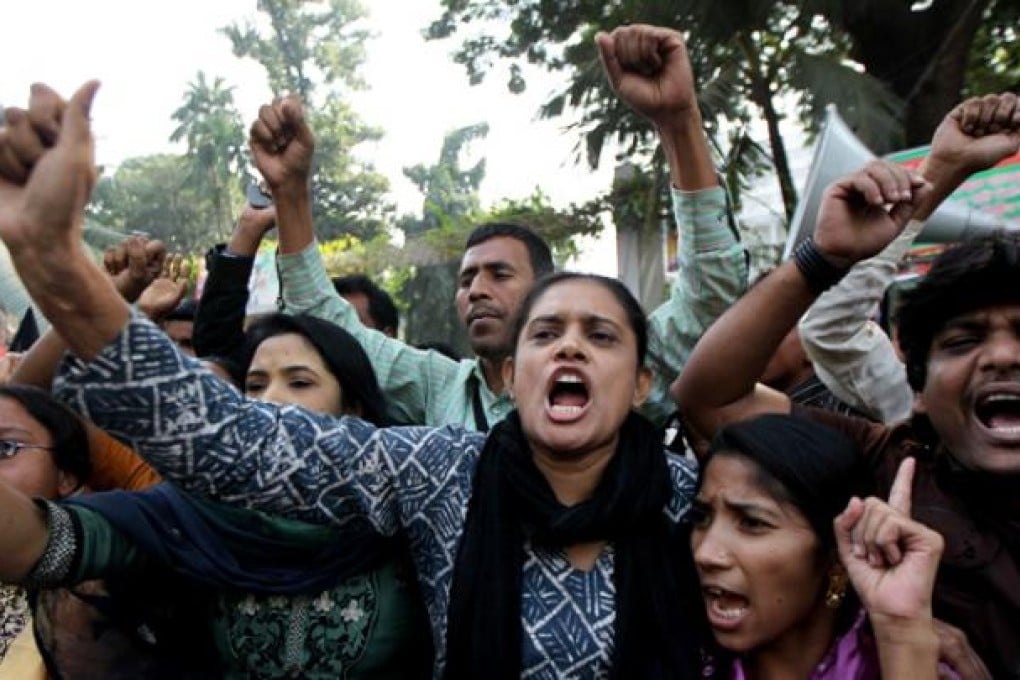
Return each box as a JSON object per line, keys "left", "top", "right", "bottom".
{"left": 824, "top": 572, "right": 847, "bottom": 610}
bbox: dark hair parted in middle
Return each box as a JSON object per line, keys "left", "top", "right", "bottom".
{"left": 510, "top": 272, "right": 648, "bottom": 368}
{"left": 240, "top": 313, "right": 391, "bottom": 426}
{"left": 703, "top": 414, "right": 871, "bottom": 551}
{"left": 898, "top": 231, "right": 1020, "bottom": 391}
{"left": 465, "top": 222, "right": 555, "bottom": 279}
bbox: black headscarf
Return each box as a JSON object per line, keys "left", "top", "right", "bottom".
{"left": 444, "top": 410, "right": 704, "bottom": 679}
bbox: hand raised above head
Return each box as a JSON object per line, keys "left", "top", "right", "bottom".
{"left": 225, "top": 202, "right": 278, "bottom": 258}
{"left": 237, "top": 202, "right": 277, "bottom": 238}
{"left": 0, "top": 82, "right": 70, "bottom": 176}
{"left": 104, "top": 235, "right": 167, "bottom": 303}
{"left": 249, "top": 95, "right": 314, "bottom": 195}
{"left": 595, "top": 24, "right": 698, "bottom": 130}
{"left": 813, "top": 160, "right": 932, "bottom": 266}
{"left": 955, "top": 91, "right": 1020, "bottom": 136}
{"left": 0, "top": 80, "right": 100, "bottom": 255}
{"left": 137, "top": 253, "right": 191, "bottom": 322}
{"left": 26, "top": 83, "right": 67, "bottom": 148}
{"left": 930, "top": 92, "right": 1020, "bottom": 180}
{"left": 1, "top": 107, "right": 45, "bottom": 184}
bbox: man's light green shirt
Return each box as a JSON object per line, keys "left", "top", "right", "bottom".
{"left": 278, "top": 186, "right": 746, "bottom": 429}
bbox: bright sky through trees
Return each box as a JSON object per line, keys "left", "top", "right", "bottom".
{"left": 0, "top": 0, "right": 615, "bottom": 219}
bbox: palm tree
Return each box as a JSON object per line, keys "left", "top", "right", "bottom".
{"left": 171, "top": 72, "right": 248, "bottom": 242}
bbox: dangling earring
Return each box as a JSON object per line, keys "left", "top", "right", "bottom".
{"left": 824, "top": 572, "right": 848, "bottom": 610}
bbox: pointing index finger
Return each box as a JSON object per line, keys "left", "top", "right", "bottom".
{"left": 887, "top": 457, "right": 916, "bottom": 516}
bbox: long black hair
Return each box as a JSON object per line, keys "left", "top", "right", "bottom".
{"left": 240, "top": 313, "right": 391, "bottom": 426}
{"left": 698, "top": 414, "right": 871, "bottom": 676}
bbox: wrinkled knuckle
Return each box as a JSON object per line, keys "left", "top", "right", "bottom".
{"left": 862, "top": 497, "right": 883, "bottom": 511}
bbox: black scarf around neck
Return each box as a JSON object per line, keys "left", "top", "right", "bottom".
{"left": 444, "top": 410, "right": 704, "bottom": 679}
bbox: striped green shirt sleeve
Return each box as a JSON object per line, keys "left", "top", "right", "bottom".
{"left": 641, "top": 186, "right": 747, "bottom": 426}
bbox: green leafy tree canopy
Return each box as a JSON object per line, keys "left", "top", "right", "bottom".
{"left": 223, "top": 0, "right": 393, "bottom": 240}
{"left": 170, "top": 72, "right": 248, "bottom": 242}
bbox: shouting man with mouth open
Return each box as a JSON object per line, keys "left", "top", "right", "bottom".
{"left": 674, "top": 92, "right": 1020, "bottom": 678}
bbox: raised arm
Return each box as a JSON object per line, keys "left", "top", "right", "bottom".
{"left": 595, "top": 24, "right": 716, "bottom": 192}
{"left": 9, "top": 319, "right": 163, "bottom": 492}
{"left": 912, "top": 92, "right": 1020, "bottom": 225}
{"left": 50, "top": 313, "right": 410, "bottom": 531}
{"left": 674, "top": 161, "right": 931, "bottom": 443}
{"left": 0, "top": 81, "right": 129, "bottom": 360}
{"left": 596, "top": 24, "right": 747, "bottom": 425}
{"left": 11, "top": 235, "right": 171, "bottom": 390}
{"left": 249, "top": 96, "right": 315, "bottom": 257}
{"left": 0, "top": 81, "right": 461, "bottom": 551}
{"left": 192, "top": 202, "right": 276, "bottom": 361}
{"left": 799, "top": 93, "right": 1020, "bottom": 423}
{"left": 797, "top": 221, "right": 920, "bottom": 424}
{"left": 254, "top": 97, "right": 465, "bottom": 425}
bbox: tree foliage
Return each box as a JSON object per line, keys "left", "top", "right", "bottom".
{"left": 398, "top": 123, "right": 607, "bottom": 265}
{"left": 396, "top": 123, "right": 491, "bottom": 354}
{"left": 223, "top": 0, "right": 392, "bottom": 240}
{"left": 170, "top": 72, "right": 248, "bottom": 242}
{"left": 428, "top": 2, "right": 892, "bottom": 221}
{"left": 87, "top": 154, "right": 220, "bottom": 251}
{"left": 401, "top": 122, "right": 489, "bottom": 236}
{"left": 427, "top": 0, "right": 1014, "bottom": 224}
{"left": 89, "top": 0, "right": 392, "bottom": 250}
{"left": 304, "top": 122, "right": 609, "bottom": 350}
{"left": 964, "top": 0, "right": 1020, "bottom": 97}
{"left": 88, "top": 74, "right": 248, "bottom": 252}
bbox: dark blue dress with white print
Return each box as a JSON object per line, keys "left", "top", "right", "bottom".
{"left": 54, "top": 314, "right": 699, "bottom": 679}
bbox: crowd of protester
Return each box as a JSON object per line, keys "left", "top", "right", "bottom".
{"left": 0, "top": 21, "right": 1017, "bottom": 680}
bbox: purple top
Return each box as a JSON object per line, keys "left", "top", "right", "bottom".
{"left": 721, "top": 611, "right": 956, "bottom": 680}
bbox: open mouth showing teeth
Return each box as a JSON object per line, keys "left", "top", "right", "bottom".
{"left": 703, "top": 586, "right": 749, "bottom": 621}
{"left": 548, "top": 374, "right": 590, "bottom": 415}
{"left": 975, "top": 394, "right": 1020, "bottom": 431}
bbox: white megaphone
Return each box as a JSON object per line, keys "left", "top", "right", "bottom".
{"left": 782, "top": 105, "right": 1006, "bottom": 259}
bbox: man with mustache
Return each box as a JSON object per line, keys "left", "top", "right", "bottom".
{"left": 266, "top": 24, "right": 747, "bottom": 430}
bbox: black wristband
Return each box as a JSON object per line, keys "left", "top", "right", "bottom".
{"left": 792, "top": 238, "right": 849, "bottom": 293}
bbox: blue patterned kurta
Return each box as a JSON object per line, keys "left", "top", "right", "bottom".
{"left": 54, "top": 316, "right": 699, "bottom": 678}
